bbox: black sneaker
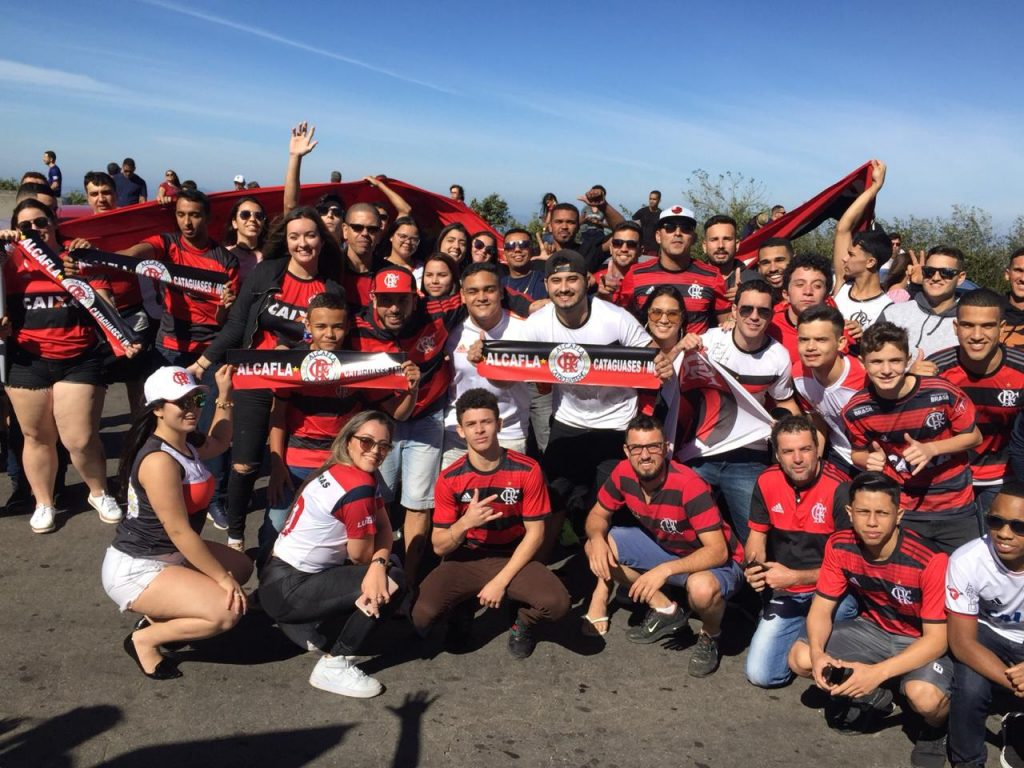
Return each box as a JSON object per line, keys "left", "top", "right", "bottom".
{"left": 910, "top": 725, "right": 947, "bottom": 768}
{"left": 507, "top": 621, "right": 536, "bottom": 660}
{"left": 206, "top": 500, "right": 228, "bottom": 531}
{"left": 826, "top": 688, "right": 894, "bottom": 734}
{"left": 1002, "top": 712, "right": 1024, "bottom": 768}
{"left": 626, "top": 605, "right": 690, "bottom": 644}
{"left": 687, "top": 631, "right": 721, "bottom": 677}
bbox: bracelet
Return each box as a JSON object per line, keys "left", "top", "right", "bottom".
{"left": 196, "top": 360, "right": 209, "bottom": 370}
{"left": 216, "top": 400, "right": 234, "bottom": 409}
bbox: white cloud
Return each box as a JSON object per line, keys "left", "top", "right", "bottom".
{"left": 0, "top": 59, "right": 121, "bottom": 94}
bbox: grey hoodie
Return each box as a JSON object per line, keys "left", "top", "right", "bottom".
{"left": 876, "top": 291, "right": 958, "bottom": 358}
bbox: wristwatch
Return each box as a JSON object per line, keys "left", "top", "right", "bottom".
{"left": 371, "top": 557, "right": 391, "bottom": 570}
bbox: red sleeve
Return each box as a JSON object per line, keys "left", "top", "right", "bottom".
{"left": 920, "top": 552, "right": 950, "bottom": 622}
{"left": 949, "top": 385, "right": 977, "bottom": 435}
{"left": 596, "top": 462, "right": 628, "bottom": 512}
{"left": 332, "top": 485, "right": 379, "bottom": 539}
{"left": 142, "top": 234, "right": 167, "bottom": 258}
{"left": 432, "top": 471, "right": 458, "bottom": 528}
{"left": 814, "top": 536, "right": 848, "bottom": 600}
{"left": 711, "top": 274, "right": 730, "bottom": 314}
{"left": 842, "top": 406, "right": 869, "bottom": 451}
{"left": 521, "top": 462, "right": 551, "bottom": 520}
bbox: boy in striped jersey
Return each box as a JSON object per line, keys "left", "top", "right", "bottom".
{"left": 790, "top": 472, "right": 951, "bottom": 768}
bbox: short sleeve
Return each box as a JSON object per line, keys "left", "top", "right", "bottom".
{"left": 596, "top": 463, "right": 628, "bottom": 513}
{"left": 142, "top": 234, "right": 167, "bottom": 258}
{"left": 768, "top": 355, "right": 794, "bottom": 402}
{"left": 618, "top": 306, "right": 653, "bottom": 348}
{"left": 521, "top": 463, "right": 551, "bottom": 520}
{"left": 949, "top": 385, "right": 977, "bottom": 435}
{"left": 921, "top": 552, "right": 950, "bottom": 622}
{"left": 814, "top": 537, "right": 848, "bottom": 600}
{"left": 831, "top": 483, "right": 852, "bottom": 531}
{"left": 331, "top": 484, "right": 379, "bottom": 539}
{"left": 842, "top": 404, "right": 869, "bottom": 451}
{"left": 748, "top": 481, "right": 771, "bottom": 533}
{"left": 432, "top": 471, "right": 458, "bottom": 528}
{"left": 945, "top": 548, "right": 979, "bottom": 617}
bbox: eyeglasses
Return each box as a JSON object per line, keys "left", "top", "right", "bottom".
{"left": 347, "top": 223, "right": 382, "bottom": 235}
{"left": 922, "top": 266, "right": 961, "bottom": 280}
{"left": 473, "top": 239, "right": 497, "bottom": 256}
{"left": 237, "top": 209, "right": 266, "bottom": 222}
{"left": 985, "top": 513, "right": 1024, "bottom": 536}
{"left": 659, "top": 222, "right": 695, "bottom": 234}
{"left": 611, "top": 238, "right": 639, "bottom": 250}
{"left": 738, "top": 305, "right": 773, "bottom": 320}
{"left": 395, "top": 234, "right": 420, "bottom": 244}
{"left": 352, "top": 434, "right": 393, "bottom": 455}
{"left": 625, "top": 442, "right": 666, "bottom": 456}
{"left": 505, "top": 240, "right": 530, "bottom": 251}
{"left": 170, "top": 393, "right": 206, "bottom": 410}
{"left": 648, "top": 308, "right": 682, "bottom": 320}
{"left": 316, "top": 205, "right": 344, "bottom": 217}
{"left": 16, "top": 217, "right": 51, "bottom": 234}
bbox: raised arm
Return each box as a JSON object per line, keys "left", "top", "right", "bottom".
{"left": 284, "top": 121, "right": 318, "bottom": 214}
{"left": 832, "top": 159, "right": 886, "bottom": 293}
{"left": 366, "top": 176, "right": 412, "bottom": 218}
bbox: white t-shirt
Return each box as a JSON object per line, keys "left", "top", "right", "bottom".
{"left": 522, "top": 298, "right": 652, "bottom": 430}
{"left": 946, "top": 536, "right": 1024, "bottom": 643}
{"left": 444, "top": 310, "right": 531, "bottom": 440}
{"left": 792, "top": 355, "right": 867, "bottom": 469}
{"left": 834, "top": 282, "right": 893, "bottom": 331}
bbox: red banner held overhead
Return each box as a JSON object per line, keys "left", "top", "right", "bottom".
{"left": 477, "top": 341, "right": 661, "bottom": 389}
{"left": 227, "top": 349, "right": 408, "bottom": 391}
{"left": 59, "top": 180, "right": 498, "bottom": 252}
{"left": 736, "top": 162, "right": 877, "bottom": 266}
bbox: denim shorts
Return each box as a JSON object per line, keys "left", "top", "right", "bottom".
{"left": 378, "top": 408, "right": 443, "bottom": 510}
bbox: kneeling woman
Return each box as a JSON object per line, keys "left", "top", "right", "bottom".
{"left": 259, "top": 411, "right": 403, "bottom": 698}
{"left": 101, "top": 365, "right": 252, "bottom": 679}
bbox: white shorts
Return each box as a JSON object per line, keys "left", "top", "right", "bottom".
{"left": 101, "top": 546, "right": 185, "bottom": 612}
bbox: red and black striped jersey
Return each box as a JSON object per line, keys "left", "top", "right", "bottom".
{"left": 620, "top": 257, "right": 728, "bottom": 334}
{"left": 816, "top": 527, "right": 948, "bottom": 638}
{"left": 842, "top": 377, "right": 977, "bottom": 518}
{"left": 748, "top": 462, "right": 851, "bottom": 594}
{"left": 929, "top": 344, "right": 1024, "bottom": 485}
{"left": 281, "top": 385, "right": 368, "bottom": 469}
{"left": 768, "top": 299, "right": 856, "bottom": 365}
{"left": 341, "top": 271, "right": 372, "bottom": 313}
{"left": 251, "top": 272, "right": 330, "bottom": 351}
{"left": 4, "top": 243, "right": 108, "bottom": 359}
{"left": 598, "top": 459, "right": 744, "bottom": 564}
{"left": 142, "top": 233, "right": 239, "bottom": 353}
{"left": 433, "top": 450, "right": 550, "bottom": 553}
{"left": 348, "top": 305, "right": 451, "bottom": 418}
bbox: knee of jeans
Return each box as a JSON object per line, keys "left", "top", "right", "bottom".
{"left": 745, "top": 654, "right": 791, "bottom": 689}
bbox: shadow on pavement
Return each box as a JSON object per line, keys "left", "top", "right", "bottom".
{"left": 0, "top": 705, "right": 122, "bottom": 768}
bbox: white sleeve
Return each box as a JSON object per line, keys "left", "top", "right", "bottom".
{"left": 945, "top": 549, "right": 979, "bottom": 616}
{"left": 768, "top": 353, "right": 794, "bottom": 401}
{"left": 619, "top": 307, "right": 653, "bottom": 348}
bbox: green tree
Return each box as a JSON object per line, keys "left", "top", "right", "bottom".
{"left": 684, "top": 169, "right": 769, "bottom": 230}
{"left": 469, "top": 193, "right": 513, "bottom": 231}
{"left": 65, "top": 190, "right": 87, "bottom": 205}
{"left": 0, "top": 177, "right": 18, "bottom": 191}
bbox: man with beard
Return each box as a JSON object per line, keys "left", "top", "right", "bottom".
{"left": 757, "top": 237, "right": 794, "bottom": 301}
{"left": 585, "top": 415, "right": 744, "bottom": 676}
{"left": 929, "top": 289, "right": 1024, "bottom": 514}
{"left": 1002, "top": 247, "right": 1024, "bottom": 347}
{"left": 743, "top": 415, "right": 854, "bottom": 688}
{"left": 593, "top": 221, "right": 643, "bottom": 306}
{"left": 701, "top": 215, "right": 759, "bottom": 302}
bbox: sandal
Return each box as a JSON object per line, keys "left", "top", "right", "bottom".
{"left": 581, "top": 614, "right": 610, "bottom": 638}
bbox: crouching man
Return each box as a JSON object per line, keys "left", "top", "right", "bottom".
{"left": 789, "top": 472, "right": 951, "bottom": 768}
{"left": 584, "top": 415, "right": 744, "bottom": 677}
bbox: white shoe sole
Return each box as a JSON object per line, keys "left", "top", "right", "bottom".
{"left": 30, "top": 521, "right": 55, "bottom": 534}
{"left": 309, "top": 674, "right": 382, "bottom": 699}
{"left": 88, "top": 498, "right": 122, "bottom": 524}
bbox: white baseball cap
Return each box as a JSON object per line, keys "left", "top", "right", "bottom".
{"left": 144, "top": 366, "right": 208, "bottom": 407}
{"left": 659, "top": 204, "right": 696, "bottom": 223}
{"left": 233, "top": 174, "right": 245, "bottom": 184}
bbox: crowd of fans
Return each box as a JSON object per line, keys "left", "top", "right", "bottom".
{"left": 4, "top": 131, "right": 1024, "bottom": 768}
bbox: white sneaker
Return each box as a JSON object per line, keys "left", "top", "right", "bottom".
{"left": 29, "top": 505, "right": 56, "bottom": 534}
{"left": 308, "top": 655, "right": 382, "bottom": 698}
{"left": 88, "top": 493, "right": 123, "bottom": 524}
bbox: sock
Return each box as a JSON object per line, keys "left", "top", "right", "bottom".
{"left": 655, "top": 601, "right": 677, "bottom": 615}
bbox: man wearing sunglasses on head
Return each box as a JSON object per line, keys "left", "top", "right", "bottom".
{"left": 620, "top": 205, "right": 730, "bottom": 334}
{"left": 674, "top": 280, "right": 800, "bottom": 544}
{"left": 877, "top": 246, "right": 965, "bottom": 372}
{"left": 946, "top": 481, "right": 1024, "bottom": 768}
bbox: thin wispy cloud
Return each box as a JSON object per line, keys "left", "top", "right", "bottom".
{"left": 0, "top": 59, "right": 122, "bottom": 94}
{"left": 141, "top": 0, "right": 459, "bottom": 96}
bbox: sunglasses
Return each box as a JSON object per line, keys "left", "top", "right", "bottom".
{"left": 648, "top": 308, "right": 682, "bottom": 320}
{"left": 16, "top": 217, "right": 51, "bottom": 234}
{"left": 922, "top": 266, "right": 961, "bottom": 280}
{"left": 352, "top": 434, "right": 393, "bottom": 455}
{"left": 985, "top": 513, "right": 1024, "bottom": 536}
{"left": 473, "top": 239, "right": 497, "bottom": 255}
{"left": 659, "top": 222, "right": 695, "bottom": 234}
{"left": 625, "top": 442, "right": 665, "bottom": 456}
{"left": 738, "top": 305, "right": 773, "bottom": 320}
{"left": 316, "top": 204, "right": 344, "bottom": 217}
{"left": 170, "top": 393, "right": 206, "bottom": 410}
{"left": 611, "top": 238, "right": 639, "bottom": 250}
{"left": 347, "top": 223, "right": 382, "bottom": 235}
{"left": 505, "top": 240, "right": 530, "bottom": 251}
{"left": 237, "top": 209, "right": 266, "bottom": 222}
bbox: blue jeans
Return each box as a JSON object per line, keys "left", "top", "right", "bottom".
{"left": 745, "top": 591, "right": 859, "bottom": 688}
{"left": 949, "top": 621, "right": 1024, "bottom": 765}
{"left": 690, "top": 450, "right": 767, "bottom": 544}
{"left": 258, "top": 465, "right": 314, "bottom": 551}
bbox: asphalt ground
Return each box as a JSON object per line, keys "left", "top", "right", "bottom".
{"left": 0, "top": 382, "right": 1007, "bottom": 767}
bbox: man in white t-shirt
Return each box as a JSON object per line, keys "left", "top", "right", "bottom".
{"left": 443, "top": 263, "right": 531, "bottom": 467}
{"left": 947, "top": 482, "right": 1024, "bottom": 768}
{"left": 678, "top": 279, "right": 799, "bottom": 542}
{"left": 516, "top": 250, "right": 668, "bottom": 550}
{"left": 792, "top": 304, "right": 867, "bottom": 476}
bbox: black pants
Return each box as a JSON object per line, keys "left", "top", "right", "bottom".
{"left": 226, "top": 388, "right": 275, "bottom": 540}
{"left": 259, "top": 556, "right": 404, "bottom": 656}
{"left": 542, "top": 421, "right": 624, "bottom": 529}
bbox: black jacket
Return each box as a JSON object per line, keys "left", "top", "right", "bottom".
{"left": 202, "top": 258, "right": 343, "bottom": 364}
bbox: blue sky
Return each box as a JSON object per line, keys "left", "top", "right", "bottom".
{"left": 4, "top": 1, "right": 1023, "bottom": 226}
